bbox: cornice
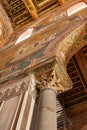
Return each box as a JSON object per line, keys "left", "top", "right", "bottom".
{"left": 0, "top": 76, "right": 30, "bottom": 101}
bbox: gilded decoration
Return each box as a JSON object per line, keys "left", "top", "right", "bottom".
{"left": 0, "top": 0, "right": 87, "bottom": 91}
{"left": 0, "top": 3, "right": 13, "bottom": 48}
{"left": 57, "top": 24, "right": 87, "bottom": 64}
{"left": 34, "top": 60, "right": 72, "bottom": 93}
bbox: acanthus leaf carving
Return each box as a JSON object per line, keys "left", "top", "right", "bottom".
{"left": 34, "top": 64, "right": 65, "bottom": 94}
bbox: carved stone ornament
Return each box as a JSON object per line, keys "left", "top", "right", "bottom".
{"left": 0, "top": 76, "right": 30, "bottom": 101}
{"left": 28, "top": 74, "right": 37, "bottom": 99}
{"left": 0, "top": 74, "right": 37, "bottom": 101}
{"left": 35, "top": 69, "right": 65, "bottom": 94}
{"left": 33, "top": 59, "right": 71, "bottom": 94}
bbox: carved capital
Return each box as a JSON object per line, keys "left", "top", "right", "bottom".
{"left": 34, "top": 60, "right": 66, "bottom": 94}
{"left": 35, "top": 69, "right": 64, "bottom": 93}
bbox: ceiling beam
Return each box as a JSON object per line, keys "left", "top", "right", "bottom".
{"left": 74, "top": 51, "right": 87, "bottom": 94}
{"left": 22, "top": 0, "right": 38, "bottom": 19}
{"left": 58, "top": 0, "right": 65, "bottom": 5}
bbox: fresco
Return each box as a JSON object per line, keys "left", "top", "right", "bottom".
{"left": 0, "top": 3, "right": 13, "bottom": 48}
{"left": 0, "top": 0, "right": 87, "bottom": 90}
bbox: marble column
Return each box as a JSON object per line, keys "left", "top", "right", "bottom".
{"left": 34, "top": 61, "right": 65, "bottom": 130}
{"left": 35, "top": 88, "right": 57, "bottom": 130}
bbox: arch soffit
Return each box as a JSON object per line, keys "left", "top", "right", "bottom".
{"left": 53, "top": 23, "right": 87, "bottom": 91}
{"left": 56, "top": 23, "right": 87, "bottom": 65}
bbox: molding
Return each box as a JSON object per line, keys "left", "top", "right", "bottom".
{"left": 0, "top": 74, "right": 37, "bottom": 101}
{"left": 0, "top": 76, "right": 30, "bottom": 101}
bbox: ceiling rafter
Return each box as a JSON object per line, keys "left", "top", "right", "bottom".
{"left": 58, "top": 0, "right": 65, "bottom": 5}
{"left": 22, "top": 0, "right": 38, "bottom": 19}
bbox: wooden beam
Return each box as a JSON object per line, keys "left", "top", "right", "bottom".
{"left": 22, "top": 0, "right": 38, "bottom": 19}
{"left": 73, "top": 52, "right": 87, "bottom": 94}
{"left": 58, "top": 0, "right": 65, "bottom": 5}
{"left": 32, "top": 0, "right": 38, "bottom": 8}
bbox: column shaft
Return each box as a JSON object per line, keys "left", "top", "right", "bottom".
{"left": 35, "top": 89, "right": 57, "bottom": 130}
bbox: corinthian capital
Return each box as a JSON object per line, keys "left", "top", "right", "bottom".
{"left": 34, "top": 60, "right": 66, "bottom": 94}
{"left": 36, "top": 70, "right": 64, "bottom": 93}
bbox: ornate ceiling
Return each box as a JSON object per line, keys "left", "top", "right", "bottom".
{"left": 0, "top": 0, "right": 87, "bottom": 123}
{"left": 0, "top": 0, "right": 87, "bottom": 85}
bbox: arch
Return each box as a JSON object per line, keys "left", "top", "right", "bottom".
{"left": 54, "top": 23, "right": 87, "bottom": 91}
{"left": 56, "top": 23, "right": 87, "bottom": 65}
{"left": 0, "top": 0, "right": 87, "bottom": 91}
{"left": 0, "top": 3, "right": 13, "bottom": 48}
